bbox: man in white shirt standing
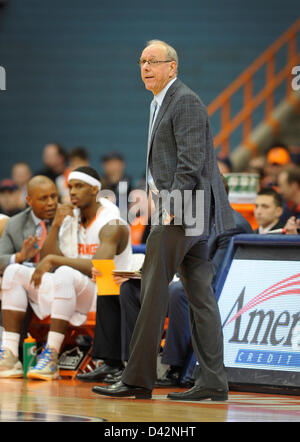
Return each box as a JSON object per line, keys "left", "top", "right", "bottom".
{"left": 92, "top": 39, "right": 235, "bottom": 401}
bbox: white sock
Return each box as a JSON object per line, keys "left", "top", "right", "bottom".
{"left": 47, "top": 331, "right": 65, "bottom": 353}
{"left": 2, "top": 331, "right": 20, "bottom": 358}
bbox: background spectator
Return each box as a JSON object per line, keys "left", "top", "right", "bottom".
{"left": 246, "top": 155, "right": 267, "bottom": 192}
{"left": 11, "top": 162, "right": 32, "bottom": 207}
{"left": 37, "top": 142, "right": 68, "bottom": 182}
{"left": 56, "top": 146, "right": 91, "bottom": 203}
{"left": 277, "top": 166, "right": 300, "bottom": 224}
{"left": 100, "top": 152, "right": 132, "bottom": 210}
{"left": 261, "top": 143, "right": 291, "bottom": 189}
{"left": 68, "top": 147, "right": 90, "bottom": 171}
{"left": 0, "top": 179, "right": 24, "bottom": 217}
{"left": 253, "top": 188, "right": 284, "bottom": 233}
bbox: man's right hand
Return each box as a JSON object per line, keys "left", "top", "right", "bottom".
{"left": 15, "top": 235, "right": 40, "bottom": 263}
{"left": 52, "top": 203, "right": 75, "bottom": 228}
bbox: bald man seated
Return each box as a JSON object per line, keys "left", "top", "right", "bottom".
{"left": 0, "top": 175, "right": 58, "bottom": 269}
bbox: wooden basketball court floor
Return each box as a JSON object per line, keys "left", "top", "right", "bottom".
{"left": 0, "top": 378, "right": 299, "bottom": 423}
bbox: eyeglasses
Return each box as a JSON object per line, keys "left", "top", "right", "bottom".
{"left": 137, "top": 59, "right": 172, "bottom": 66}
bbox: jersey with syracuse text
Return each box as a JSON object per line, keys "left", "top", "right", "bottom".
{"left": 77, "top": 198, "right": 132, "bottom": 270}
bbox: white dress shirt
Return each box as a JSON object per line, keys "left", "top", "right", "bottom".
{"left": 258, "top": 220, "right": 279, "bottom": 234}
{"left": 147, "top": 77, "right": 177, "bottom": 192}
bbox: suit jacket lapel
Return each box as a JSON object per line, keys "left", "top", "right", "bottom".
{"left": 146, "top": 79, "right": 181, "bottom": 170}
{"left": 23, "top": 210, "right": 36, "bottom": 239}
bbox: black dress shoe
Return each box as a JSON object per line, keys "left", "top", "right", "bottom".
{"left": 155, "top": 366, "right": 182, "bottom": 387}
{"left": 76, "top": 363, "right": 123, "bottom": 382}
{"left": 103, "top": 369, "right": 123, "bottom": 384}
{"left": 92, "top": 380, "right": 152, "bottom": 399}
{"left": 167, "top": 385, "right": 228, "bottom": 401}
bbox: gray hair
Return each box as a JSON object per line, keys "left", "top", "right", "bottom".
{"left": 146, "top": 40, "right": 178, "bottom": 67}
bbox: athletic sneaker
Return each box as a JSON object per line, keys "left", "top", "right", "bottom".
{"left": 27, "top": 345, "right": 59, "bottom": 381}
{"left": 0, "top": 348, "right": 23, "bottom": 378}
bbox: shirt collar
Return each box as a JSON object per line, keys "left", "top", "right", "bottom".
{"left": 258, "top": 220, "right": 279, "bottom": 234}
{"left": 154, "top": 77, "right": 177, "bottom": 107}
{"left": 31, "top": 210, "right": 43, "bottom": 226}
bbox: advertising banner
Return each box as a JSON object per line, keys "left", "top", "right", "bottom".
{"left": 218, "top": 259, "right": 300, "bottom": 373}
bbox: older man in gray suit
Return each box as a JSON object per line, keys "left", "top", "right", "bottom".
{"left": 93, "top": 40, "right": 235, "bottom": 400}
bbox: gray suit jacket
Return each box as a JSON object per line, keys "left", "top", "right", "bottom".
{"left": 147, "top": 78, "right": 235, "bottom": 236}
{"left": 0, "top": 207, "right": 37, "bottom": 270}
{"left": 208, "top": 209, "right": 253, "bottom": 284}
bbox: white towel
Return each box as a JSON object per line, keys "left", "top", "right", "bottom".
{"left": 58, "top": 208, "right": 80, "bottom": 258}
{"left": 58, "top": 198, "right": 120, "bottom": 258}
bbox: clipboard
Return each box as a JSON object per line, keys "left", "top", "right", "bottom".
{"left": 112, "top": 270, "right": 142, "bottom": 280}
{"left": 92, "top": 259, "right": 120, "bottom": 295}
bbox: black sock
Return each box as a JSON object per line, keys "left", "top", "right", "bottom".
{"left": 104, "top": 358, "right": 123, "bottom": 368}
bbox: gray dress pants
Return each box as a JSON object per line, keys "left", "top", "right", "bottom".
{"left": 122, "top": 224, "right": 227, "bottom": 391}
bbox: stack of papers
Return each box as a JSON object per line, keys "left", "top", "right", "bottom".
{"left": 112, "top": 270, "right": 142, "bottom": 279}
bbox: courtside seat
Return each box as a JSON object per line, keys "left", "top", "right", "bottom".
{"left": 29, "top": 311, "right": 96, "bottom": 346}
{"left": 28, "top": 310, "right": 96, "bottom": 379}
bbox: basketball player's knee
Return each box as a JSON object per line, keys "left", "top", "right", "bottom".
{"left": 53, "top": 266, "right": 76, "bottom": 300}
{"left": 1, "top": 264, "right": 29, "bottom": 312}
{"left": 54, "top": 265, "right": 73, "bottom": 275}
{"left": 53, "top": 266, "right": 75, "bottom": 286}
{"left": 2, "top": 263, "right": 28, "bottom": 290}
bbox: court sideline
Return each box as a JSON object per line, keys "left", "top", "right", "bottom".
{"left": 0, "top": 379, "right": 299, "bottom": 422}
